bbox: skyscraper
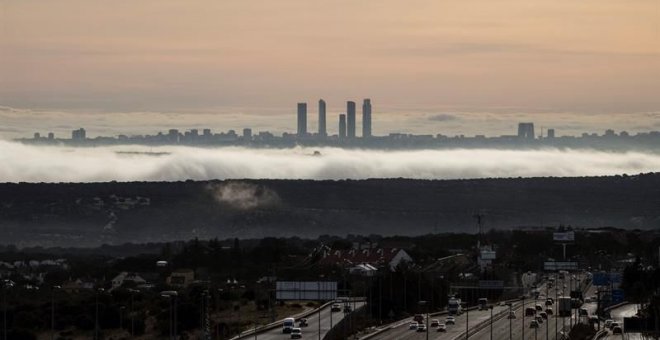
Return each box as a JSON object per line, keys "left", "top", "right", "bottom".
{"left": 339, "top": 114, "right": 347, "bottom": 139}
{"left": 347, "top": 101, "right": 356, "bottom": 138}
{"left": 362, "top": 98, "right": 372, "bottom": 138}
{"left": 318, "top": 99, "right": 327, "bottom": 137}
{"left": 517, "top": 122, "right": 535, "bottom": 140}
{"left": 297, "top": 102, "right": 307, "bottom": 137}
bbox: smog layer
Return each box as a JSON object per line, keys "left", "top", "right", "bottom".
{"left": 2, "top": 141, "right": 660, "bottom": 182}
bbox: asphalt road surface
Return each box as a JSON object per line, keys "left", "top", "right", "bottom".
{"left": 249, "top": 301, "right": 365, "bottom": 340}
{"left": 602, "top": 304, "right": 644, "bottom": 340}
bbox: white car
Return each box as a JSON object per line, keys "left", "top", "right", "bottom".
{"left": 446, "top": 316, "right": 456, "bottom": 325}
{"left": 290, "top": 327, "right": 302, "bottom": 339}
{"left": 416, "top": 323, "right": 427, "bottom": 332}
{"left": 437, "top": 324, "right": 447, "bottom": 332}
{"left": 409, "top": 322, "right": 418, "bottom": 330}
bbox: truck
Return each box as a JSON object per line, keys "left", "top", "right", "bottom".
{"left": 282, "top": 318, "right": 296, "bottom": 333}
{"left": 558, "top": 297, "right": 572, "bottom": 317}
{"left": 448, "top": 297, "right": 463, "bottom": 315}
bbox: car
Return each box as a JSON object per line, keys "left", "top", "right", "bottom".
{"left": 437, "top": 324, "right": 447, "bottom": 332}
{"left": 604, "top": 319, "right": 614, "bottom": 328}
{"left": 331, "top": 303, "right": 341, "bottom": 312}
{"left": 545, "top": 299, "right": 553, "bottom": 306}
{"left": 526, "top": 307, "right": 536, "bottom": 316}
{"left": 430, "top": 319, "right": 440, "bottom": 327}
{"left": 535, "top": 304, "right": 543, "bottom": 311}
{"left": 530, "top": 320, "right": 539, "bottom": 328}
{"left": 536, "top": 316, "right": 544, "bottom": 324}
{"left": 540, "top": 312, "right": 548, "bottom": 319}
{"left": 508, "top": 311, "right": 516, "bottom": 319}
{"left": 611, "top": 322, "right": 620, "bottom": 329}
{"left": 409, "top": 322, "right": 419, "bottom": 330}
{"left": 545, "top": 308, "right": 553, "bottom": 315}
{"left": 612, "top": 326, "right": 623, "bottom": 334}
{"left": 416, "top": 323, "right": 427, "bottom": 332}
{"left": 446, "top": 316, "right": 456, "bottom": 325}
{"left": 413, "top": 314, "right": 424, "bottom": 323}
{"left": 290, "top": 328, "right": 302, "bottom": 339}
{"left": 298, "top": 318, "right": 308, "bottom": 327}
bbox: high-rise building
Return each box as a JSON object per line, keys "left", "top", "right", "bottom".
{"left": 243, "top": 128, "right": 252, "bottom": 139}
{"left": 318, "top": 99, "right": 327, "bottom": 137}
{"left": 34, "top": 132, "right": 40, "bottom": 139}
{"left": 547, "top": 129, "right": 555, "bottom": 139}
{"left": 168, "top": 129, "right": 179, "bottom": 143}
{"left": 362, "top": 98, "right": 372, "bottom": 138}
{"left": 347, "top": 101, "right": 356, "bottom": 138}
{"left": 297, "top": 102, "right": 307, "bottom": 137}
{"left": 339, "top": 114, "right": 347, "bottom": 139}
{"left": 72, "top": 128, "right": 86, "bottom": 141}
{"left": 517, "top": 123, "right": 535, "bottom": 140}
{"left": 48, "top": 132, "right": 54, "bottom": 140}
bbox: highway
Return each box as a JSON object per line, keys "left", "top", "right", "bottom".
{"left": 602, "top": 304, "right": 643, "bottom": 340}
{"left": 242, "top": 300, "right": 365, "bottom": 340}
{"left": 367, "top": 275, "right": 595, "bottom": 340}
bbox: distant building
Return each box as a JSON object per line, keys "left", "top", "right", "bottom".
{"left": 48, "top": 132, "right": 54, "bottom": 140}
{"left": 339, "top": 114, "right": 347, "bottom": 139}
{"left": 318, "top": 247, "right": 413, "bottom": 272}
{"left": 111, "top": 272, "right": 147, "bottom": 290}
{"left": 547, "top": 129, "right": 555, "bottom": 139}
{"left": 517, "top": 123, "right": 535, "bottom": 140}
{"left": 71, "top": 128, "right": 86, "bottom": 141}
{"left": 203, "top": 129, "right": 212, "bottom": 137}
{"left": 243, "top": 128, "right": 252, "bottom": 139}
{"left": 318, "top": 99, "right": 327, "bottom": 137}
{"left": 347, "top": 101, "right": 356, "bottom": 138}
{"left": 297, "top": 102, "right": 307, "bottom": 136}
{"left": 168, "top": 129, "right": 179, "bottom": 143}
{"left": 33, "top": 132, "right": 40, "bottom": 139}
{"left": 190, "top": 129, "right": 199, "bottom": 138}
{"left": 362, "top": 99, "right": 372, "bottom": 138}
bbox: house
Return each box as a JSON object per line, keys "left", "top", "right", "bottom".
{"left": 111, "top": 272, "right": 147, "bottom": 290}
{"left": 318, "top": 248, "right": 413, "bottom": 271}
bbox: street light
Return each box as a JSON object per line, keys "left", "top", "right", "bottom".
{"left": 522, "top": 295, "right": 526, "bottom": 340}
{"left": 418, "top": 301, "right": 429, "bottom": 340}
{"left": 507, "top": 303, "right": 512, "bottom": 340}
{"left": 95, "top": 288, "right": 105, "bottom": 340}
{"left": 489, "top": 305, "right": 494, "bottom": 340}
{"left": 161, "top": 290, "right": 178, "bottom": 340}
{"left": 51, "top": 285, "right": 61, "bottom": 340}
{"left": 463, "top": 302, "right": 469, "bottom": 340}
{"left": 128, "top": 288, "right": 140, "bottom": 337}
{"left": 2, "top": 280, "right": 15, "bottom": 340}
{"left": 119, "top": 306, "right": 126, "bottom": 333}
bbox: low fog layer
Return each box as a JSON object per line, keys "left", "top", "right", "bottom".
{"left": 1, "top": 141, "right": 659, "bottom": 182}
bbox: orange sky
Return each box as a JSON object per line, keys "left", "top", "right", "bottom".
{"left": 1, "top": 0, "right": 659, "bottom": 114}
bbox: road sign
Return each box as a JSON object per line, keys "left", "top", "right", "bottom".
{"left": 275, "top": 281, "right": 337, "bottom": 301}
{"left": 544, "top": 261, "right": 578, "bottom": 271}
{"left": 592, "top": 272, "right": 609, "bottom": 286}
{"left": 553, "top": 231, "right": 575, "bottom": 242}
{"left": 478, "top": 280, "right": 504, "bottom": 288}
{"left": 611, "top": 289, "right": 624, "bottom": 304}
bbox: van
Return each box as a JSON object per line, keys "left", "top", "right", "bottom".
{"left": 283, "top": 318, "right": 295, "bottom": 333}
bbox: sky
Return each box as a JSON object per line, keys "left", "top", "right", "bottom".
{"left": 1, "top": 0, "right": 659, "bottom": 138}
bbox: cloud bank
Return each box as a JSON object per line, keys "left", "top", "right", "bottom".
{"left": 1, "top": 141, "right": 659, "bottom": 183}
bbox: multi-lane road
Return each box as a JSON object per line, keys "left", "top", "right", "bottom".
{"left": 366, "top": 275, "right": 595, "bottom": 340}
{"left": 602, "top": 304, "right": 643, "bottom": 340}
{"left": 241, "top": 300, "right": 365, "bottom": 340}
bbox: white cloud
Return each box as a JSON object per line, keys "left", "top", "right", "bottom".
{"left": 1, "top": 141, "right": 658, "bottom": 182}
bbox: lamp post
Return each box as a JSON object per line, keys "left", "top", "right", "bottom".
{"left": 522, "top": 295, "right": 526, "bottom": 340}
{"left": 507, "top": 303, "right": 512, "bottom": 340}
{"left": 128, "top": 288, "right": 139, "bottom": 337}
{"left": 3, "top": 280, "right": 14, "bottom": 340}
{"left": 119, "top": 306, "right": 125, "bottom": 333}
{"left": 463, "top": 302, "right": 469, "bottom": 340}
{"left": 161, "top": 290, "right": 178, "bottom": 340}
{"left": 418, "top": 301, "right": 429, "bottom": 340}
{"left": 51, "top": 285, "right": 61, "bottom": 340}
{"left": 489, "top": 305, "right": 494, "bottom": 340}
{"left": 95, "top": 288, "right": 105, "bottom": 340}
